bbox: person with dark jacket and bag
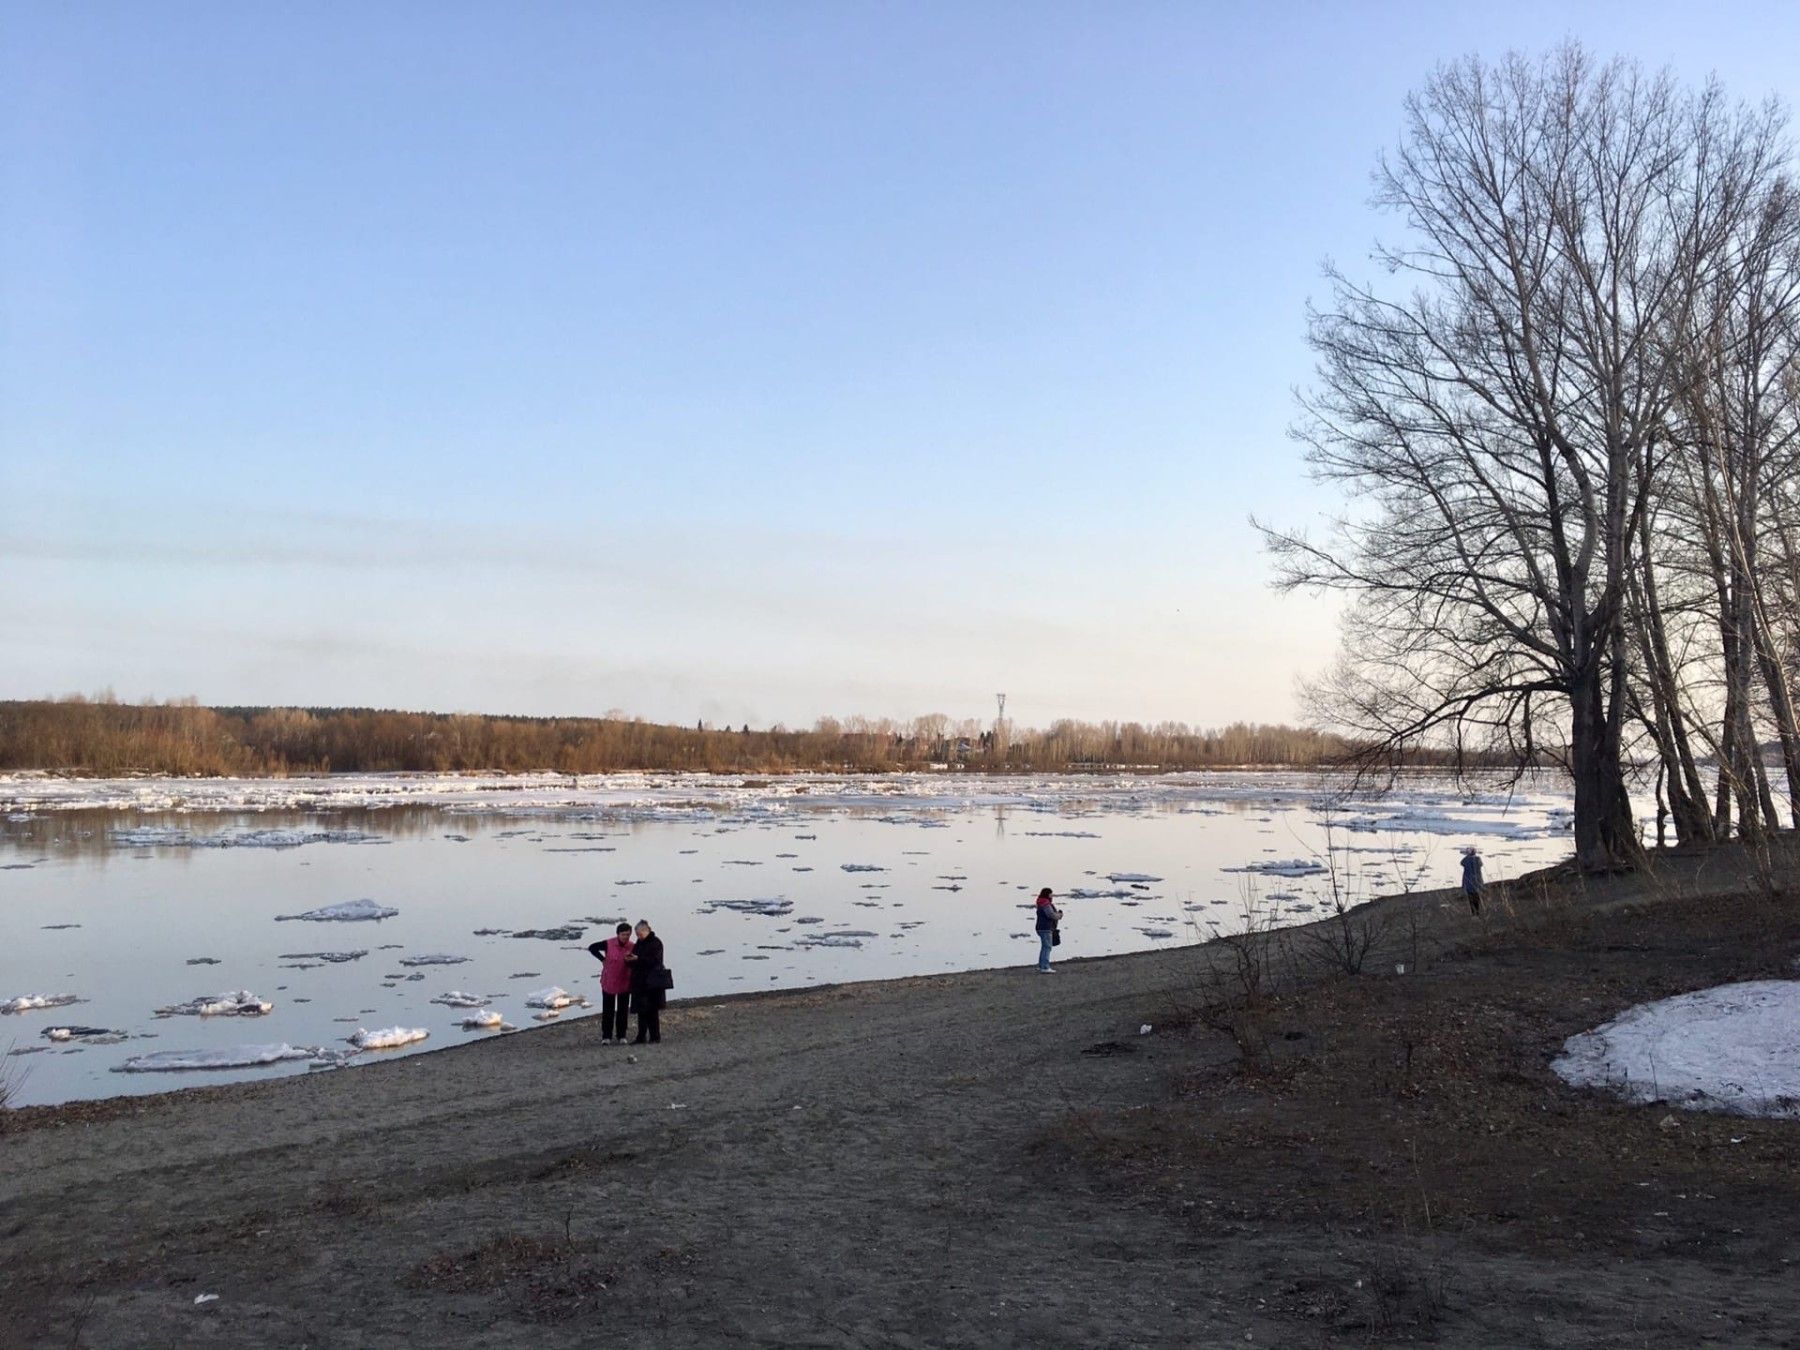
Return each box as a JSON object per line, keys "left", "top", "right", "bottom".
{"left": 625, "top": 919, "right": 669, "bottom": 1044}
{"left": 1034, "top": 887, "right": 1062, "bottom": 974}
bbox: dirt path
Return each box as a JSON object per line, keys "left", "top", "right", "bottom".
{"left": 3, "top": 847, "right": 1798, "bottom": 1347}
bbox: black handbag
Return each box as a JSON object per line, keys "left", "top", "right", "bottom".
{"left": 1051, "top": 928, "right": 1062, "bottom": 947}
{"left": 647, "top": 968, "right": 675, "bottom": 992}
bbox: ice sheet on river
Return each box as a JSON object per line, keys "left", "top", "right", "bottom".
{"left": 3, "top": 993, "right": 83, "bottom": 1014}
{"left": 701, "top": 898, "right": 794, "bottom": 917}
{"left": 155, "top": 990, "right": 273, "bottom": 1018}
{"left": 1552, "top": 981, "right": 1800, "bottom": 1118}
{"left": 524, "top": 986, "right": 586, "bottom": 1010}
{"left": 109, "top": 825, "right": 381, "bottom": 849}
{"left": 278, "top": 950, "right": 367, "bottom": 963}
{"left": 1, "top": 769, "right": 1577, "bottom": 826}
{"left": 430, "top": 991, "right": 490, "bottom": 1008}
{"left": 1221, "top": 859, "right": 1329, "bottom": 878}
{"left": 350, "top": 1026, "right": 429, "bottom": 1050}
{"left": 275, "top": 899, "right": 399, "bottom": 922}
{"left": 116, "top": 1044, "right": 315, "bottom": 1073}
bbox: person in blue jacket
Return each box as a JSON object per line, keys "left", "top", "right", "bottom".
{"left": 1034, "top": 887, "right": 1062, "bottom": 973}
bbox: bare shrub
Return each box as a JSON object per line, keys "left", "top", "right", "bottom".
{"left": 0, "top": 1046, "right": 28, "bottom": 1115}
{"left": 1181, "top": 884, "right": 1286, "bottom": 1069}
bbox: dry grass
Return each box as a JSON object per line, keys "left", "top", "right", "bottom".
{"left": 1049, "top": 878, "right": 1800, "bottom": 1273}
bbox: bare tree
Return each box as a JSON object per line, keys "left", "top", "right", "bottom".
{"left": 1266, "top": 46, "right": 1790, "bottom": 869}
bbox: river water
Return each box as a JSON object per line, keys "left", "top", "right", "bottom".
{"left": 0, "top": 769, "right": 1579, "bottom": 1106}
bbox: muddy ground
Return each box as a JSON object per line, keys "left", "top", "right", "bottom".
{"left": 3, "top": 838, "right": 1798, "bottom": 1348}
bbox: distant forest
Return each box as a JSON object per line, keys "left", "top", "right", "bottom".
{"left": 0, "top": 696, "right": 1401, "bottom": 776}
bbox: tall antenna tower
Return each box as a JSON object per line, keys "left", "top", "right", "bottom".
{"left": 995, "top": 693, "right": 1008, "bottom": 760}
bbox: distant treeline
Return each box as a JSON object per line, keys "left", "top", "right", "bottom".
{"left": 0, "top": 697, "right": 1444, "bottom": 776}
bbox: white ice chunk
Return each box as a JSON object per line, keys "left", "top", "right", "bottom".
{"left": 1334, "top": 810, "right": 1541, "bottom": 839}
{"left": 430, "top": 991, "right": 489, "bottom": 1008}
{"left": 156, "top": 990, "right": 273, "bottom": 1018}
{"left": 524, "top": 986, "right": 581, "bottom": 1009}
{"left": 1105, "top": 872, "right": 1164, "bottom": 883}
{"left": 275, "top": 898, "right": 399, "bottom": 922}
{"left": 1552, "top": 980, "right": 1800, "bottom": 1118}
{"left": 350, "top": 1025, "right": 429, "bottom": 1050}
{"left": 396, "top": 954, "right": 469, "bottom": 966}
{"left": 702, "top": 898, "right": 793, "bottom": 916}
{"left": 116, "top": 1044, "right": 314, "bottom": 1073}
{"left": 458, "top": 1010, "right": 507, "bottom": 1029}
{"left": 1221, "top": 859, "right": 1328, "bottom": 878}
{"left": 2, "top": 993, "right": 81, "bottom": 1014}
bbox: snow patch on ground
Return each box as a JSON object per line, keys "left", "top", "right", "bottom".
{"left": 1552, "top": 980, "right": 1800, "bottom": 1118}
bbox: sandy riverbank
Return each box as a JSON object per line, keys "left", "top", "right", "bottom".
{"left": 3, "top": 840, "right": 1798, "bottom": 1348}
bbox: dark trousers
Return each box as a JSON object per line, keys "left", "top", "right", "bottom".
{"left": 601, "top": 991, "right": 631, "bottom": 1039}
{"left": 633, "top": 992, "right": 661, "bottom": 1043}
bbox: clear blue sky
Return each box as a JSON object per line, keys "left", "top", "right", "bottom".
{"left": 4, "top": 2, "right": 1796, "bottom": 729}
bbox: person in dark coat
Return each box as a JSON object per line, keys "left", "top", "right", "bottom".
{"left": 1461, "top": 847, "right": 1485, "bottom": 917}
{"left": 625, "top": 919, "right": 666, "bottom": 1044}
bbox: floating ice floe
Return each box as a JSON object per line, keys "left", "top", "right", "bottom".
{"left": 44, "top": 1025, "right": 124, "bottom": 1043}
{"left": 703, "top": 898, "right": 793, "bottom": 917}
{"left": 116, "top": 1044, "right": 316, "bottom": 1073}
{"left": 1332, "top": 810, "right": 1542, "bottom": 840}
{"left": 509, "top": 925, "right": 586, "bottom": 941}
{"left": 1552, "top": 980, "right": 1800, "bottom": 1118}
{"left": 430, "top": 991, "right": 489, "bottom": 1008}
{"left": 110, "top": 825, "right": 380, "bottom": 850}
{"left": 350, "top": 1026, "right": 429, "bottom": 1050}
{"left": 1104, "top": 872, "right": 1163, "bottom": 883}
{"left": 277, "top": 950, "right": 367, "bottom": 964}
{"left": 524, "top": 986, "right": 585, "bottom": 1010}
{"left": 156, "top": 990, "right": 273, "bottom": 1018}
{"left": 275, "top": 898, "right": 399, "bottom": 922}
{"left": 397, "top": 954, "right": 469, "bottom": 967}
{"left": 796, "top": 932, "right": 871, "bottom": 949}
{"left": 459, "top": 1010, "right": 509, "bottom": 1030}
{"left": 2, "top": 993, "right": 82, "bottom": 1014}
{"left": 840, "top": 864, "right": 886, "bottom": 873}
{"left": 1221, "top": 859, "right": 1328, "bottom": 878}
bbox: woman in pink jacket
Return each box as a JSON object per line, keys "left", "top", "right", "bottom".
{"left": 586, "top": 923, "right": 635, "bottom": 1044}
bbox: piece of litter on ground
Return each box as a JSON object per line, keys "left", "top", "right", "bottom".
{"left": 194, "top": 1294, "right": 219, "bottom": 1305}
{"left": 1139, "top": 1024, "right": 1153, "bottom": 1035}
